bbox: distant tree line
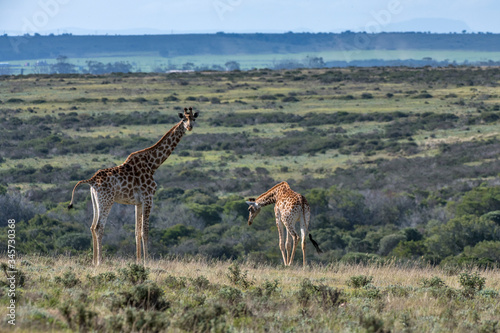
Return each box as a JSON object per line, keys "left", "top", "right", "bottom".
{"left": 3, "top": 32, "right": 500, "bottom": 62}
{"left": 8, "top": 54, "right": 500, "bottom": 76}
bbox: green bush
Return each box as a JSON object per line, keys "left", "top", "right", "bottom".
{"left": 425, "top": 214, "right": 500, "bottom": 258}
{"left": 296, "top": 278, "right": 316, "bottom": 307}
{"left": 391, "top": 240, "right": 427, "bottom": 258}
{"left": 159, "top": 224, "right": 197, "bottom": 246}
{"left": 420, "top": 276, "right": 446, "bottom": 288}
{"left": 118, "top": 263, "right": 149, "bottom": 284}
{"left": 226, "top": 263, "right": 253, "bottom": 289}
{"left": 458, "top": 271, "right": 485, "bottom": 296}
{"left": 464, "top": 241, "right": 500, "bottom": 262}
{"left": 218, "top": 286, "right": 243, "bottom": 305}
{"left": 55, "top": 232, "right": 91, "bottom": 251}
{"left": 163, "top": 95, "right": 179, "bottom": 102}
{"left": 54, "top": 271, "right": 80, "bottom": 288}
{"left": 190, "top": 275, "right": 211, "bottom": 290}
{"left": 59, "top": 301, "right": 97, "bottom": 332}
{"left": 164, "top": 275, "right": 187, "bottom": 289}
{"left": 106, "top": 308, "right": 169, "bottom": 332}
{"left": 378, "top": 233, "right": 406, "bottom": 256}
{"left": 176, "top": 303, "right": 226, "bottom": 332}
{"left": 86, "top": 271, "right": 117, "bottom": 285}
{"left": 113, "top": 282, "right": 170, "bottom": 310}
{"left": 456, "top": 186, "right": 500, "bottom": 217}
{"left": 347, "top": 275, "right": 373, "bottom": 289}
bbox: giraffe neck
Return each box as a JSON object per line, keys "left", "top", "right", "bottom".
{"left": 143, "top": 121, "right": 186, "bottom": 172}
{"left": 255, "top": 182, "right": 290, "bottom": 207}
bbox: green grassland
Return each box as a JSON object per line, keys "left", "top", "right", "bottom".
{"left": 8, "top": 49, "right": 500, "bottom": 73}
{"left": 1, "top": 67, "right": 499, "bottom": 181}
{"left": 2, "top": 67, "right": 500, "bottom": 331}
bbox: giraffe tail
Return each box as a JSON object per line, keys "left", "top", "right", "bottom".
{"left": 301, "top": 195, "right": 323, "bottom": 254}
{"left": 68, "top": 179, "right": 91, "bottom": 209}
{"left": 309, "top": 234, "right": 323, "bottom": 254}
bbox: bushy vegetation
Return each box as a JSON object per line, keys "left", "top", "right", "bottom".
{"left": 1, "top": 68, "right": 500, "bottom": 268}
{"left": 1, "top": 256, "right": 498, "bottom": 332}
{"left": 1, "top": 68, "right": 500, "bottom": 331}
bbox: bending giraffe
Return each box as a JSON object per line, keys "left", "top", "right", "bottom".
{"left": 68, "top": 107, "right": 198, "bottom": 266}
{"left": 246, "top": 181, "right": 322, "bottom": 267}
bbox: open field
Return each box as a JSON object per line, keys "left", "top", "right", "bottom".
{"left": 1, "top": 255, "right": 500, "bottom": 332}
{"left": 7, "top": 49, "right": 500, "bottom": 73}
{"left": 1, "top": 67, "right": 500, "bottom": 182}
{"left": 1, "top": 68, "right": 500, "bottom": 333}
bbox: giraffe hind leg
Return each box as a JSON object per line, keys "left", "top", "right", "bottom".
{"left": 90, "top": 188, "right": 99, "bottom": 266}
{"left": 93, "top": 191, "right": 113, "bottom": 266}
{"left": 301, "top": 229, "right": 307, "bottom": 268}
{"left": 288, "top": 230, "right": 299, "bottom": 266}
{"left": 301, "top": 216, "right": 308, "bottom": 268}
{"left": 285, "top": 230, "right": 291, "bottom": 266}
{"left": 276, "top": 219, "right": 287, "bottom": 266}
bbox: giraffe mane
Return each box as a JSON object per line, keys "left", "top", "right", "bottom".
{"left": 125, "top": 120, "right": 184, "bottom": 162}
{"left": 255, "top": 181, "right": 289, "bottom": 201}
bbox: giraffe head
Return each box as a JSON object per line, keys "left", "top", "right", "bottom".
{"left": 178, "top": 107, "right": 198, "bottom": 131}
{"left": 245, "top": 198, "right": 261, "bottom": 225}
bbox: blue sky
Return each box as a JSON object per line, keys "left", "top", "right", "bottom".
{"left": 1, "top": 0, "right": 499, "bottom": 35}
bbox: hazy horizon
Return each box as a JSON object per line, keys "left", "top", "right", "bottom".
{"left": 1, "top": 0, "right": 499, "bottom": 36}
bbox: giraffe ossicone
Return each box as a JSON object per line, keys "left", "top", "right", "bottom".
{"left": 246, "top": 181, "right": 322, "bottom": 267}
{"left": 68, "top": 107, "right": 198, "bottom": 266}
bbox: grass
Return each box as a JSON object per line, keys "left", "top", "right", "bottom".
{"left": 2, "top": 254, "right": 499, "bottom": 332}
{"left": 3, "top": 68, "right": 500, "bottom": 191}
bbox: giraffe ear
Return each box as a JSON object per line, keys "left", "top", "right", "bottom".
{"left": 246, "top": 200, "right": 258, "bottom": 207}
{"left": 193, "top": 112, "right": 199, "bottom": 118}
{"left": 178, "top": 113, "right": 184, "bottom": 119}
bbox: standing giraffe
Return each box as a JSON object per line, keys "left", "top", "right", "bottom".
{"left": 68, "top": 107, "right": 198, "bottom": 266}
{"left": 246, "top": 181, "right": 322, "bottom": 267}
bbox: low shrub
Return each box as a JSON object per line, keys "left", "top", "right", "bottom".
{"left": 176, "top": 303, "right": 226, "bottom": 332}
{"left": 54, "top": 271, "right": 80, "bottom": 288}
{"left": 226, "top": 263, "right": 253, "bottom": 289}
{"left": 118, "top": 263, "right": 149, "bottom": 284}
{"left": 112, "top": 282, "right": 169, "bottom": 311}
{"left": 420, "top": 276, "right": 446, "bottom": 288}
{"left": 164, "top": 275, "right": 187, "bottom": 289}
{"left": 347, "top": 275, "right": 373, "bottom": 288}
{"left": 458, "top": 271, "right": 485, "bottom": 297}
{"left": 59, "top": 301, "right": 97, "bottom": 332}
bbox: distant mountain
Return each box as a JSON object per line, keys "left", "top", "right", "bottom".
{"left": 385, "top": 18, "right": 471, "bottom": 33}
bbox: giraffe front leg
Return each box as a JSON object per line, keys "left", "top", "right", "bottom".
{"left": 141, "top": 200, "right": 153, "bottom": 266}
{"left": 135, "top": 204, "right": 143, "bottom": 264}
